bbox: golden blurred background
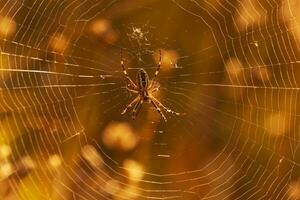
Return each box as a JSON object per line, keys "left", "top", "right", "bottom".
{"left": 0, "top": 0, "right": 300, "bottom": 199}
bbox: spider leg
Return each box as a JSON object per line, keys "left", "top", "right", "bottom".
{"left": 150, "top": 96, "right": 182, "bottom": 116}
{"left": 149, "top": 49, "right": 162, "bottom": 88}
{"left": 121, "top": 49, "right": 138, "bottom": 89}
{"left": 132, "top": 99, "right": 143, "bottom": 120}
{"left": 121, "top": 96, "right": 140, "bottom": 115}
{"left": 154, "top": 49, "right": 162, "bottom": 78}
{"left": 149, "top": 98, "right": 167, "bottom": 122}
{"left": 149, "top": 86, "right": 159, "bottom": 93}
{"left": 126, "top": 87, "right": 139, "bottom": 94}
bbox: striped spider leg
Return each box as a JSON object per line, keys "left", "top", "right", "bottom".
{"left": 120, "top": 50, "right": 139, "bottom": 115}
{"left": 149, "top": 49, "right": 162, "bottom": 89}
{"left": 120, "top": 49, "right": 182, "bottom": 122}
{"left": 121, "top": 49, "right": 138, "bottom": 91}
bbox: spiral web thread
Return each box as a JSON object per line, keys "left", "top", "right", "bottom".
{"left": 0, "top": 0, "right": 300, "bottom": 199}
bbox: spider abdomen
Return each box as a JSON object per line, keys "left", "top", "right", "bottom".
{"left": 137, "top": 68, "right": 149, "bottom": 90}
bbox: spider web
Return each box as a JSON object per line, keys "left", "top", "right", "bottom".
{"left": 0, "top": 0, "right": 300, "bottom": 199}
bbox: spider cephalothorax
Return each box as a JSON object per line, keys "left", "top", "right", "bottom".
{"left": 120, "top": 49, "right": 182, "bottom": 122}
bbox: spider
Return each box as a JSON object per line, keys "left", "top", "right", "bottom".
{"left": 120, "top": 49, "right": 182, "bottom": 122}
